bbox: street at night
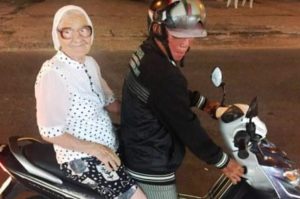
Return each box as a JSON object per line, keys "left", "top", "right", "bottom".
{"left": 1, "top": 49, "right": 300, "bottom": 197}
{"left": 1, "top": 0, "right": 300, "bottom": 198}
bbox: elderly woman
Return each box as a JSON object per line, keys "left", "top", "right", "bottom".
{"left": 35, "top": 5, "right": 146, "bottom": 199}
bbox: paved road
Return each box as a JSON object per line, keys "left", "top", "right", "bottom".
{"left": 0, "top": 49, "right": 300, "bottom": 197}
{"left": 1, "top": 0, "right": 300, "bottom": 51}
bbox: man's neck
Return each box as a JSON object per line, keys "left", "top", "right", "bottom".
{"left": 154, "top": 38, "right": 167, "bottom": 56}
{"left": 154, "top": 38, "right": 177, "bottom": 66}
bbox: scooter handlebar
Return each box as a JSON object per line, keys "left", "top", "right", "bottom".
{"left": 234, "top": 131, "right": 250, "bottom": 159}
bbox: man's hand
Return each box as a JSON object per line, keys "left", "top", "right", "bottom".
{"left": 221, "top": 159, "right": 244, "bottom": 184}
{"left": 203, "top": 100, "right": 220, "bottom": 119}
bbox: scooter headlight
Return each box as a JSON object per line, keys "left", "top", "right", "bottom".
{"left": 283, "top": 169, "right": 300, "bottom": 186}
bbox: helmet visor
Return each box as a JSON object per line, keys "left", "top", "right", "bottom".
{"left": 166, "top": 15, "right": 207, "bottom": 38}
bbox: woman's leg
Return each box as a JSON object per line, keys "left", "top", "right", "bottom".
{"left": 131, "top": 187, "right": 147, "bottom": 199}
{"left": 60, "top": 157, "right": 139, "bottom": 199}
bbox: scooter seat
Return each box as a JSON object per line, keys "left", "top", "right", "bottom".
{"left": 21, "top": 140, "right": 105, "bottom": 198}
{"left": 3, "top": 137, "right": 103, "bottom": 198}
{"left": 22, "top": 141, "right": 65, "bottom": 179}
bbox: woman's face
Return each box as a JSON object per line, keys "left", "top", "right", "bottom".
{"left": 57, "top": 11, "right": 92, "bottom": 62}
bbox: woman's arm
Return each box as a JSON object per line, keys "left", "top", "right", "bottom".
{"left": 42, "top": 133, "right": 120, "bottom": 171}
{"left": 105, "top": 100, "right": 121, "bottom": 113}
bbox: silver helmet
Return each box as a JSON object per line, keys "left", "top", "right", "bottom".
{"left": 148, "top": 0, "right": 207, "bottom": 38}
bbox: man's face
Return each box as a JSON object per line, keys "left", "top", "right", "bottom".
{"left": 167, "top": 31, "right": 193, "bottom": 61}
{"left": 57, "top": 11, "right": 92, "bottom": 61}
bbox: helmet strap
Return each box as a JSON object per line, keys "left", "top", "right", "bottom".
{"left": 179, "top": 56, "right": 185, "bottom": 67}
{"left": 179, "top": 47, "right": 190, "bottom": 67}
{"left": 160, "top": 25, "right": 176, "bottom": 64}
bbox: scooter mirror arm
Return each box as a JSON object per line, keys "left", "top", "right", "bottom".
{"left": 246, "top": 121, "right": 262, "bottom": 144}
{"left": 220, "top": 83, "right": 226, "bottom": 106}
{"left": 8, "top": 136, "right": 63, "bottom": 184}
{"left": 210, "top": 67, "right": 226, "bottom": 106}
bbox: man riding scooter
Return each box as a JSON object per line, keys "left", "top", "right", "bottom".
{"left": 120, "top": 0, "right": 244, "bottom": 198}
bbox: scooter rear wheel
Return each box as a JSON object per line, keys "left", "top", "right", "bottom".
{"left": 1, "top": 180, "right": 48, "bottom": 199}
{"left": 26, "top": 195, "right": 49, "bottom": 199}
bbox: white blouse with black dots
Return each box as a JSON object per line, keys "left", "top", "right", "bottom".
{"left": 35, "top": 51, "right": 118, "bottom": 164}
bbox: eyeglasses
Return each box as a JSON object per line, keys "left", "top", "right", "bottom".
{"left": 57, "top": 25, "right": 92, "bottom": 40}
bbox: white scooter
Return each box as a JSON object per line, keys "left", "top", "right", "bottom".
{"left": 198, "top": 67, "right": 300, "bottom": 199}
{"left": 179, "top": 67, "right": 300, "bottom": 199}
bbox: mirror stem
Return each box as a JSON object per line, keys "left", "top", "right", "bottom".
{"left": 220, "top": 83, "right": 226, "bottom": 106}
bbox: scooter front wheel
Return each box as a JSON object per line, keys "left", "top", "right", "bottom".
{"left": 207, "top": 175, "right": 277, "bottom": 199}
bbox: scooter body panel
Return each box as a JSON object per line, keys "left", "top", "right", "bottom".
{"left": 218, "top": 103, "right": 300, "bottom": 198}
{"left": 0, "top": 140, "right": 103, "bottom": 199}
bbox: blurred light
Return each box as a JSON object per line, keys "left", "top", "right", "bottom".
{"left": 0, "top": 162, "right": 9, "bottom": 174}
{"left": 155, "top": 0, "right": 162, "bottom": 8}
{"left": 284, "top": 169, "right": 300, "bottom": 185}
{"left": 0, "top": 176, "right": 12, "bottom": 194}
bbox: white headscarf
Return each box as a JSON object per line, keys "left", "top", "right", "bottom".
{"left": 52, "top": 5, "right": 94, "bottom": 51}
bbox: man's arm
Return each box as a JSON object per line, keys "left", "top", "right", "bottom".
{"left": 188, "top": 90, "right": 220, "bottom": 119}
{"left": 150, "top": 73, "right": 243, "bottom": 183}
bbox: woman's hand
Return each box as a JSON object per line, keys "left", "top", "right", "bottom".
{"left": 42, "top": 133, "right": 121, "bottom": 171}
{"left": 105, "top": 100, "right": 121, "bottom": 114}
{"left": 92, "top": 143, "right": 121, "bottom": 171}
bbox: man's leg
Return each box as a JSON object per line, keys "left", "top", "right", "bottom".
{"left": 234, "top": 0, "right": 239, "bottom": 8}
{"left": 250, "top": 0, "right": 253, "bottom": 8}
{"left": 137, "top": 182, "right": 178, "bottom": 199}
{"left": 242, "top": 0, "right": 246, "bottom": 6}
{"left": 131, "top": 187, "right": 147, "bottom": 199}
{"left": 227, "top": 0, "right": 231, "bottom": 7}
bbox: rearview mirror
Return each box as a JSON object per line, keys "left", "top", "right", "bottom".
{"left": 211, "top": 67, "right": 223, "bottom": 87}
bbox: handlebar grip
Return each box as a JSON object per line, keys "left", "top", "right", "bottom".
{"left": 242, "top": 166, "right": 248, "bottom": 174}
{"left": 238, "top": 149, "right": 249, "bottom": 159}
{"left": 234, "top": 131, "right": 250, "bottom": 159}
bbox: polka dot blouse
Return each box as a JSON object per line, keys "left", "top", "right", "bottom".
{"left": 35, "top": 51, "right": 118, "bottom": 164}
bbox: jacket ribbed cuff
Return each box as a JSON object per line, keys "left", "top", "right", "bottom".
{"left": 214, "top": 152, "right": 230, "bottom": 169}
{"left": 196, "top": 95, "right": 206, "bottom": 110}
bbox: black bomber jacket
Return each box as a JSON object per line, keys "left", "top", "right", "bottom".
{"left": 120, "top": 38, "right": 228, "bottom": 180}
